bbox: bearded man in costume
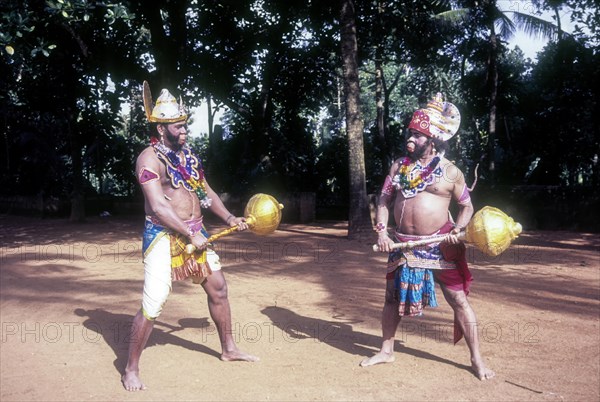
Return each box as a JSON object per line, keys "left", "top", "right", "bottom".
{"left": 122, "top": 82, "right": 258, "bottom": 392}
{"left": 360, "top": 94, "right": 495, "bottom": 380}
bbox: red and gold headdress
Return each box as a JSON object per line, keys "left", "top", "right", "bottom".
{"left": 407, "top": 93, "right": 460, "bottom": 141}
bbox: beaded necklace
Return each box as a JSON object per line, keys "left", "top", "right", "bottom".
{"left": 392, "top": 155, "right": 442, "bottom": 198}
{"left": 151, "top": 137, "right": 212, "bottom": 208}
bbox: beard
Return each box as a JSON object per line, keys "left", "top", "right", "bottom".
{"left": 407, "top": 139, "right": 432, "bottom": 161}
{"left": 163, "top": 130, "right": 184, "bottom": 151}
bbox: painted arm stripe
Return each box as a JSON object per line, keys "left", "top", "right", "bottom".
{"left": 139, "top": 167, "right": 160, "bottom": 184}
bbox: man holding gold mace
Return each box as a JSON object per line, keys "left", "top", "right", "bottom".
{"left": 122, "top": 82, "right": 258, "bottom": 392}
{"left": 360, "top": 94, "right": 495, "bottom": 380}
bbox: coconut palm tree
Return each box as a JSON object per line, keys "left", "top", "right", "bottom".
{"left": 436, "top": 0, "right": 560, "bottom": 176}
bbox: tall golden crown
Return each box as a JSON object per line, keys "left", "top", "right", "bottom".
{"left": 142, "top": 80, "right": 188, "bottom": 123}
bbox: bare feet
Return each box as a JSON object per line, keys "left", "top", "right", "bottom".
{"left": 472, "top": 360, "right": 495, "bottom": 380}
{"left": 221, "top": 349, "right": 260, "bottom": 362}
{"left": 122, "top": 370, "right": 147, "bottom": 391}
{"left": 359, "top": 351, "right": 395, "bottom": 367}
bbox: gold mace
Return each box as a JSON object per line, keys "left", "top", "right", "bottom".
{"left": 373, "top": 206, "right": 522, "bottom": 257}
{"left": 186, "top": 193, "right": 284, "bottom": 253}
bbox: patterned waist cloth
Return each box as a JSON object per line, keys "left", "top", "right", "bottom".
{"left": 387, "top": 221, "right": 456, "bottom": 274}
{"left": 143, "top": 215, "right": 213, "bottom": 283}
{"left": 386, "top": 221, "right": 472, "bottom": 344}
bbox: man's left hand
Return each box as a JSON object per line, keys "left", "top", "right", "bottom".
{"left": 229, "top": 216, "right": 249, "bottom": 231}
{"left": 445, "top": 227, "right": 463, "bottom": 244}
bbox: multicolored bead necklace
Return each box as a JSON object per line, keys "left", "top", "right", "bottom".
{"left": 151, "top": 137, "right": 212, "bottom": 208}
{"left": 392, "top": 155, "right": 442, "bottom": 198}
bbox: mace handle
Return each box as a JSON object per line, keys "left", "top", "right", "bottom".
{"left": 185, "top": 215, "right": 256, "bottom": 253}
{"left": 372, "top": 231, "right": 466, "bottom": 252}
{"left": 207, "top": 226, "right": 240, "bottom": 243}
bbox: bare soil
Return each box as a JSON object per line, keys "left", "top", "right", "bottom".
{"left": 1, "top": 214, "right": 598, "bottom": 401}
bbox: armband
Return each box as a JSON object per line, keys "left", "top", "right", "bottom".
{"left": 138, "top": 167, "right": 159, "bottom": 185}
{"left": 457, "top": 183, "right": 471, "bottom": 205}
{"left": 381, "top": 175, "right": 395, "bottom": 196}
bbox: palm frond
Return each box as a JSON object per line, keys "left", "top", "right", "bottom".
{"left": 495, "top": 13, "right": 516, "bottom": 39}
{"left": 508, "top": 11, "right": 558, "bottom": 41}
{"left": 434, "top": 7, "right": 470, "bottom": 24}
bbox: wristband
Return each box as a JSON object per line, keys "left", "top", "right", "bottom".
{"left": 374, "top": 222, "right": 387, "bottom": 233}
{"left": 225, "top": 214, "right": 235, "bottom": 224}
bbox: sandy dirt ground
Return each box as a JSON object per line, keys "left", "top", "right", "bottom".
{"left": 0, "top": 214, "right": 599, "bottom": 401}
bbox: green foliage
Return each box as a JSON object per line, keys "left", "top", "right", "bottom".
{"left": 518, "top": 38, "right": 599, "bottom": 186}
{"left": 1, "top": 0, "right": 598, "bottom": 221}
{"left": 315, "top": 134, "right": 349, "bottom": 205}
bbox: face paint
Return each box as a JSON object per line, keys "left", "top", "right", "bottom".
{"left": 406, "top": 130, "right": 432, "bottom": 160}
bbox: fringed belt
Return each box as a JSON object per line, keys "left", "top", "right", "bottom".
{"left": 143, "top": 216, "right": 213, "bottom": 283}
{"left": 392, "top": 221, "right": 456, "bottom": 270}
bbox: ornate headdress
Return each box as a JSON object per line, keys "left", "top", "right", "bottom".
{"left": 142, "top": 80, "right": 188, "bottom": 123}
{"left": 407, "top": 93, "right": 460, "bottom": 141}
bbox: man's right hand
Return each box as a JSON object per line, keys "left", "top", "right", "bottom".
{"left": 376, "top": 232, "right": 395, "bottom": 253}
{"left": 190, "top": 232, "right": 209, "bottom": 251}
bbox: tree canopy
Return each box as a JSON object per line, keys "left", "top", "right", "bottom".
{"left": 1, "top": 0, "right": 598, "bottom": 230}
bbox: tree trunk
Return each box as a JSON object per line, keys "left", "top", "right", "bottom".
{"left": 69, "top": 123, "right": 86, "bottom": 222}
{"left": 340, "top": 0, "right": 371, "bottom": 240}
{"left": 374, "top": 0, "right": 388, "bottom": 168}
{"left": 207, "top": 96, "right": 214, "bottom": 139}
{"left": 487, "top": 24, "right": 498, "bottom": 176}
{"left": 375, "top": 56, "right": 388, "bottom": 167}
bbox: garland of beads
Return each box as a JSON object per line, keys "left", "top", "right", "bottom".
{"left": 393, "top": 156, "right": 441, "bottom": 192}
{"left": 151, "top": 137, "right": 212, "bottom": 208}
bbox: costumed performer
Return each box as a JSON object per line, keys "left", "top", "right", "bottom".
{"left": 360, "top": 93, "right": 495, "bottom": 380}
{"left": 122, "top": 82, "right": 259, "bottom": 392}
